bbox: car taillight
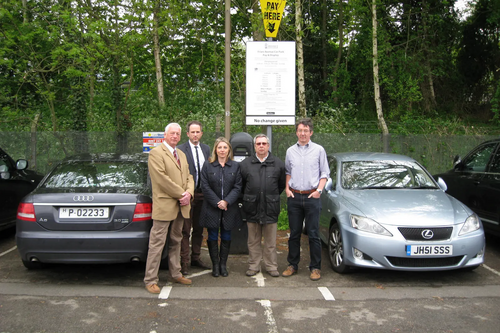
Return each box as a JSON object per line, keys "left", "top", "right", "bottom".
{"left": 132, "top": 203, "right": 152, "bottom": 222}
{"left": 17, "top": 203, "right": 36, "bottom": 222}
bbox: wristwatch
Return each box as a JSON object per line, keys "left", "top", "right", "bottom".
{"left": 316, "top": 189, "right": 323, "bottom": 194}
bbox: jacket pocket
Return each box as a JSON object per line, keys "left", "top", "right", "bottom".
{"left": 242, "top": 194, "right": 258, "bottom": 215}
{"left": 265, "top": 194, "right": 281, "bottom": 220}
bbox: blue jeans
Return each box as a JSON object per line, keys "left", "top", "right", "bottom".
{"left": 207, "top": 226, "right": 231, "bottom": 241}
{"left": 287, "top": 194, "right": 322, "bottom": 271}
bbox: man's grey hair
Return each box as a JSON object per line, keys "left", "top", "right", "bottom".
{"left": 165, "top": 123, "right": 181, "bottom": 133}
{"left": 253, "top": 133, "right": 270, "bottom": 145}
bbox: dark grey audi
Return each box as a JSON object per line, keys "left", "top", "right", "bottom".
{"left": 16, "top": 153, "right": 156, "bottom": 269}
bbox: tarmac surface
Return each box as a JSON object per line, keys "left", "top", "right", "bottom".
{"left": 1, "top": 228, "right": 500, "bottom": 332}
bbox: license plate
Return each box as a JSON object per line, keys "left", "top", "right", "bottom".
{"left": 406, "top": 245, "right": 453, "bottom": 256}
{"left": 59, "top": 207, "right": 109, "bottom": 219}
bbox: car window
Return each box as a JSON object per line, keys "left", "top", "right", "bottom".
{"left": 342, "top": 160, "right": 437, "bottom": 189}
{"left": 42, "top": 161, "right": 149, "bottom": 188}
{"left": 488, "top": 145, "right": 500, "bottom": 173}
{"left": 462, "top": 143, "right": 496, "bottom": 172}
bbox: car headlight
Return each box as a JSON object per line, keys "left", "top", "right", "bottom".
{"left": 459, "top": 214, "right": 481, "bottom": 236}
{"left": 350, "top": 215, "right": 392, "bottom": 236}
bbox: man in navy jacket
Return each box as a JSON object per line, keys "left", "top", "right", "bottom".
{"left": 177, "top": 121, "right": 211, "bottom": 275}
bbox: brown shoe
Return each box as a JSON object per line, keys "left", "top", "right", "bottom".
{"left": 267, "top": 270, "right": 280, "bottom": 277}
{"left": 175, "top": 276, "right": 192, "bottom": 285}
{"left": 310, "top": 269, "right": 321, "bottom": 281}
{"left": 181, "top": 262, "right": 189, "bottom": 275}
{"left": 145, "top": 284, "right": 161, "bottom": 294}
{"left": 191, "top": 259, "right": 211, "bottom": 270}
{"left": 282, "top": 265, "right": 297, "bottom": 277}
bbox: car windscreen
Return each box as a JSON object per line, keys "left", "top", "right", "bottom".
{"left": 41, "top": 161, "right": 148, "bottom": 189}
{"left": 342, "top": 160, "right": 437, "bottom": 190}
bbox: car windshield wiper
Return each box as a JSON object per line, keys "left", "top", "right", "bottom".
{"left": 411, "top": 185, "right": 438, "bottom": 189}
{"left": 359, "top": 186, "right": 397, "bottom": 189}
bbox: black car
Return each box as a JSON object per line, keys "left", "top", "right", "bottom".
{"left": 0, "top": 147, "right": 43, "bottom": 232}
{"left": 16, "top": 153, "right": 163, "bottom": 269}
{"left": 434, "top": 138, "right": 500, "bottom": 236}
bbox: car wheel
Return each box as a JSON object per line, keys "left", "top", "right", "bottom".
{"left": 328, "top": 223, "right": 350, "bottom": 274}
{"left": 22, "top": 259, "right": 45, "bottom": 269}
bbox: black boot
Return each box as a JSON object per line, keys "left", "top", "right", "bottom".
{"left": 219, "top": 240, "right": 231, "bottom": 277}
{"left": 207, "top": 240, "right": 220, "bottom": 277}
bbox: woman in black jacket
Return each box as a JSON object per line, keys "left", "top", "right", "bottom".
{"left": 200, "top": 137, "right": 242, "bottom": 277}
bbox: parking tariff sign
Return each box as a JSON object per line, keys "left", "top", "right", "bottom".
{"left": 143, "top": 132, "right": 164, "bottom": 153}
{"left": 246, "top": 41, "right": 296, "bottom": 126}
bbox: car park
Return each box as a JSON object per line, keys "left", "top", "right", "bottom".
{"left": 0, "top": 147, "right": 43, "bottom": 232}
{"left": 434, "top": 138, "right": 500, "bottom": 237}
{"left": 16, "top": 153, "right": 157, "bottom": 269}
{"left": 319, "top": 152, "right": 485, "bottom": 273}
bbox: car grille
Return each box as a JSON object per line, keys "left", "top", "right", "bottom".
{"left": 398, "top": 227, "right": 453, "bottom": 241}
{"left": 386, "top": 256, "right": 464, "bottom": 268}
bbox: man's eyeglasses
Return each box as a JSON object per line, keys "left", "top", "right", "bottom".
{"left": 255, "top": 142, "right": 268, "bottom": 146}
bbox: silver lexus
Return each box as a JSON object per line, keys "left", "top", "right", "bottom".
{"left": 320, "top": 152, "right": 485, "bottom": 273}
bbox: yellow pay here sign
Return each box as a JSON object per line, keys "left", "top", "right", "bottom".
{"left": 260, "top": 0, "right": 286, "bottom": 38}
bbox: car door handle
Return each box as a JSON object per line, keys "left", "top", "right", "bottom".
{"left": 474, "top": 181, "right": 480, "bottom": 186}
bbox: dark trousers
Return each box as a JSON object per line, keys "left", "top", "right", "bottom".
{"left": 181, "top": 190, "right": 205, "bottom": 263}
{"left": 207, "top": 225, "right": 231, "bottom": 241}
{"left": 287, "top": 194, "right": 322, "bottom": 271}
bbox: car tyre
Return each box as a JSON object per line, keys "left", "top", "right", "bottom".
{"left": 328, "top": 222, "right": 350, "bottom": 274}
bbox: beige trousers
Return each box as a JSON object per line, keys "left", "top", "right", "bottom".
{"left": 144, "top": 211, "right": 184, "bottom": 285}
{"left": 247, "top": 222, "right": 278, "bottom": 272}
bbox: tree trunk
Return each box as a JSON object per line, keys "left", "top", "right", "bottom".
{"left": 333, "top": 0, "right": 344, "bottom": 105}
{"left": 321, "top": 0, "right": 327, "bottom": 87}
{"left": 153, "top": 1, "right": 165, "bottom": 107}
{"left": 30, "top": 113, "right": 40, "bottom": 170}
{"left": 296, "top": 0, "right": 307, "bottom": 118}
{"left": 372, "top": 0, "right": 389, "bottom": 152}
{"left": 253, "top": 0, "right": 265, "bottom": 41}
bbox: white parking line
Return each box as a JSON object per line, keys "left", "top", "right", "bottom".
{"left": 318, "top": 286, "right": 335, "bottom": 301}
{"left": 0, "top": 246, "right": 17, "bottom": 257}
{"left": 159, "top": 286, "right": 172, "bottom": 299}
{"left": 186, "top": 270, "right": 212, "bottom": 278}
{"left": 252, "top": 272, "right": 266, "bottom": 287}
{"left": 483, "top": 264, "right": 500, "bottom": 277}
{"left": 257, "top": 300, "right": 278, "bottom": 333}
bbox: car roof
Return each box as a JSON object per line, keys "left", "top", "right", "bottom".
{"left": 61, "top": 153, "right": 149, "bottom": 163}
{"left": 476, "top": 138, "right": 500, "bottom": 145}
{"left": 332, "top": 152, "right": 417, "bottom": 163}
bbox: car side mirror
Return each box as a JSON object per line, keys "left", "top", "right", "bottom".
{"left": 16, "top": 159, "right": 28, "bottom": 170}
{"left": 437, "top": 177, "right": 447, "bottom": 192}
{"left": 452, "top": 155, "right": 462, "bottom": 170}
{"left": 325, "top": 178, "right": 333, "bottom": 192}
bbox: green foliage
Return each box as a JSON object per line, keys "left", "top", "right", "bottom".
{"left": 0, "top": 0, "right": 498, "bottom": 134}
{"left": 277, "top": 207, "right": 289, "bottom": 231}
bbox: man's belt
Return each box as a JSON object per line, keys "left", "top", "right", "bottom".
{"left": 289, "top": 188, "right": 316, "bottom": 195}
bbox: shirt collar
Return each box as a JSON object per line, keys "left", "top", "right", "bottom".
{"left": 163, "top": 141, "right": 175, "bottom": 153}
{"left": 256, "top": 153, "right": 269, "bottom": 163}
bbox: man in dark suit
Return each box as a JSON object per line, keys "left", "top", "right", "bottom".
{"left": 177, "top": 121, "right": 211, "bottom": 275}
{"left": 144, "top": 123, "right": 194, "bottom": 294}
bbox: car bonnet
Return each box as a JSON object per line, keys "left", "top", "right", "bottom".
{"left": 341, "top": 189, "right": 472, "bottom": 227}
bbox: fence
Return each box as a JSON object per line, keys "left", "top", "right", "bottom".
{"left": 0, "top": 131, "right": 498, "bottom": 175}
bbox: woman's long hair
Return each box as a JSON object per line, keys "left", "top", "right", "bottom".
{"left": 209, "top": 137, "right": 234, "bottom": 163}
